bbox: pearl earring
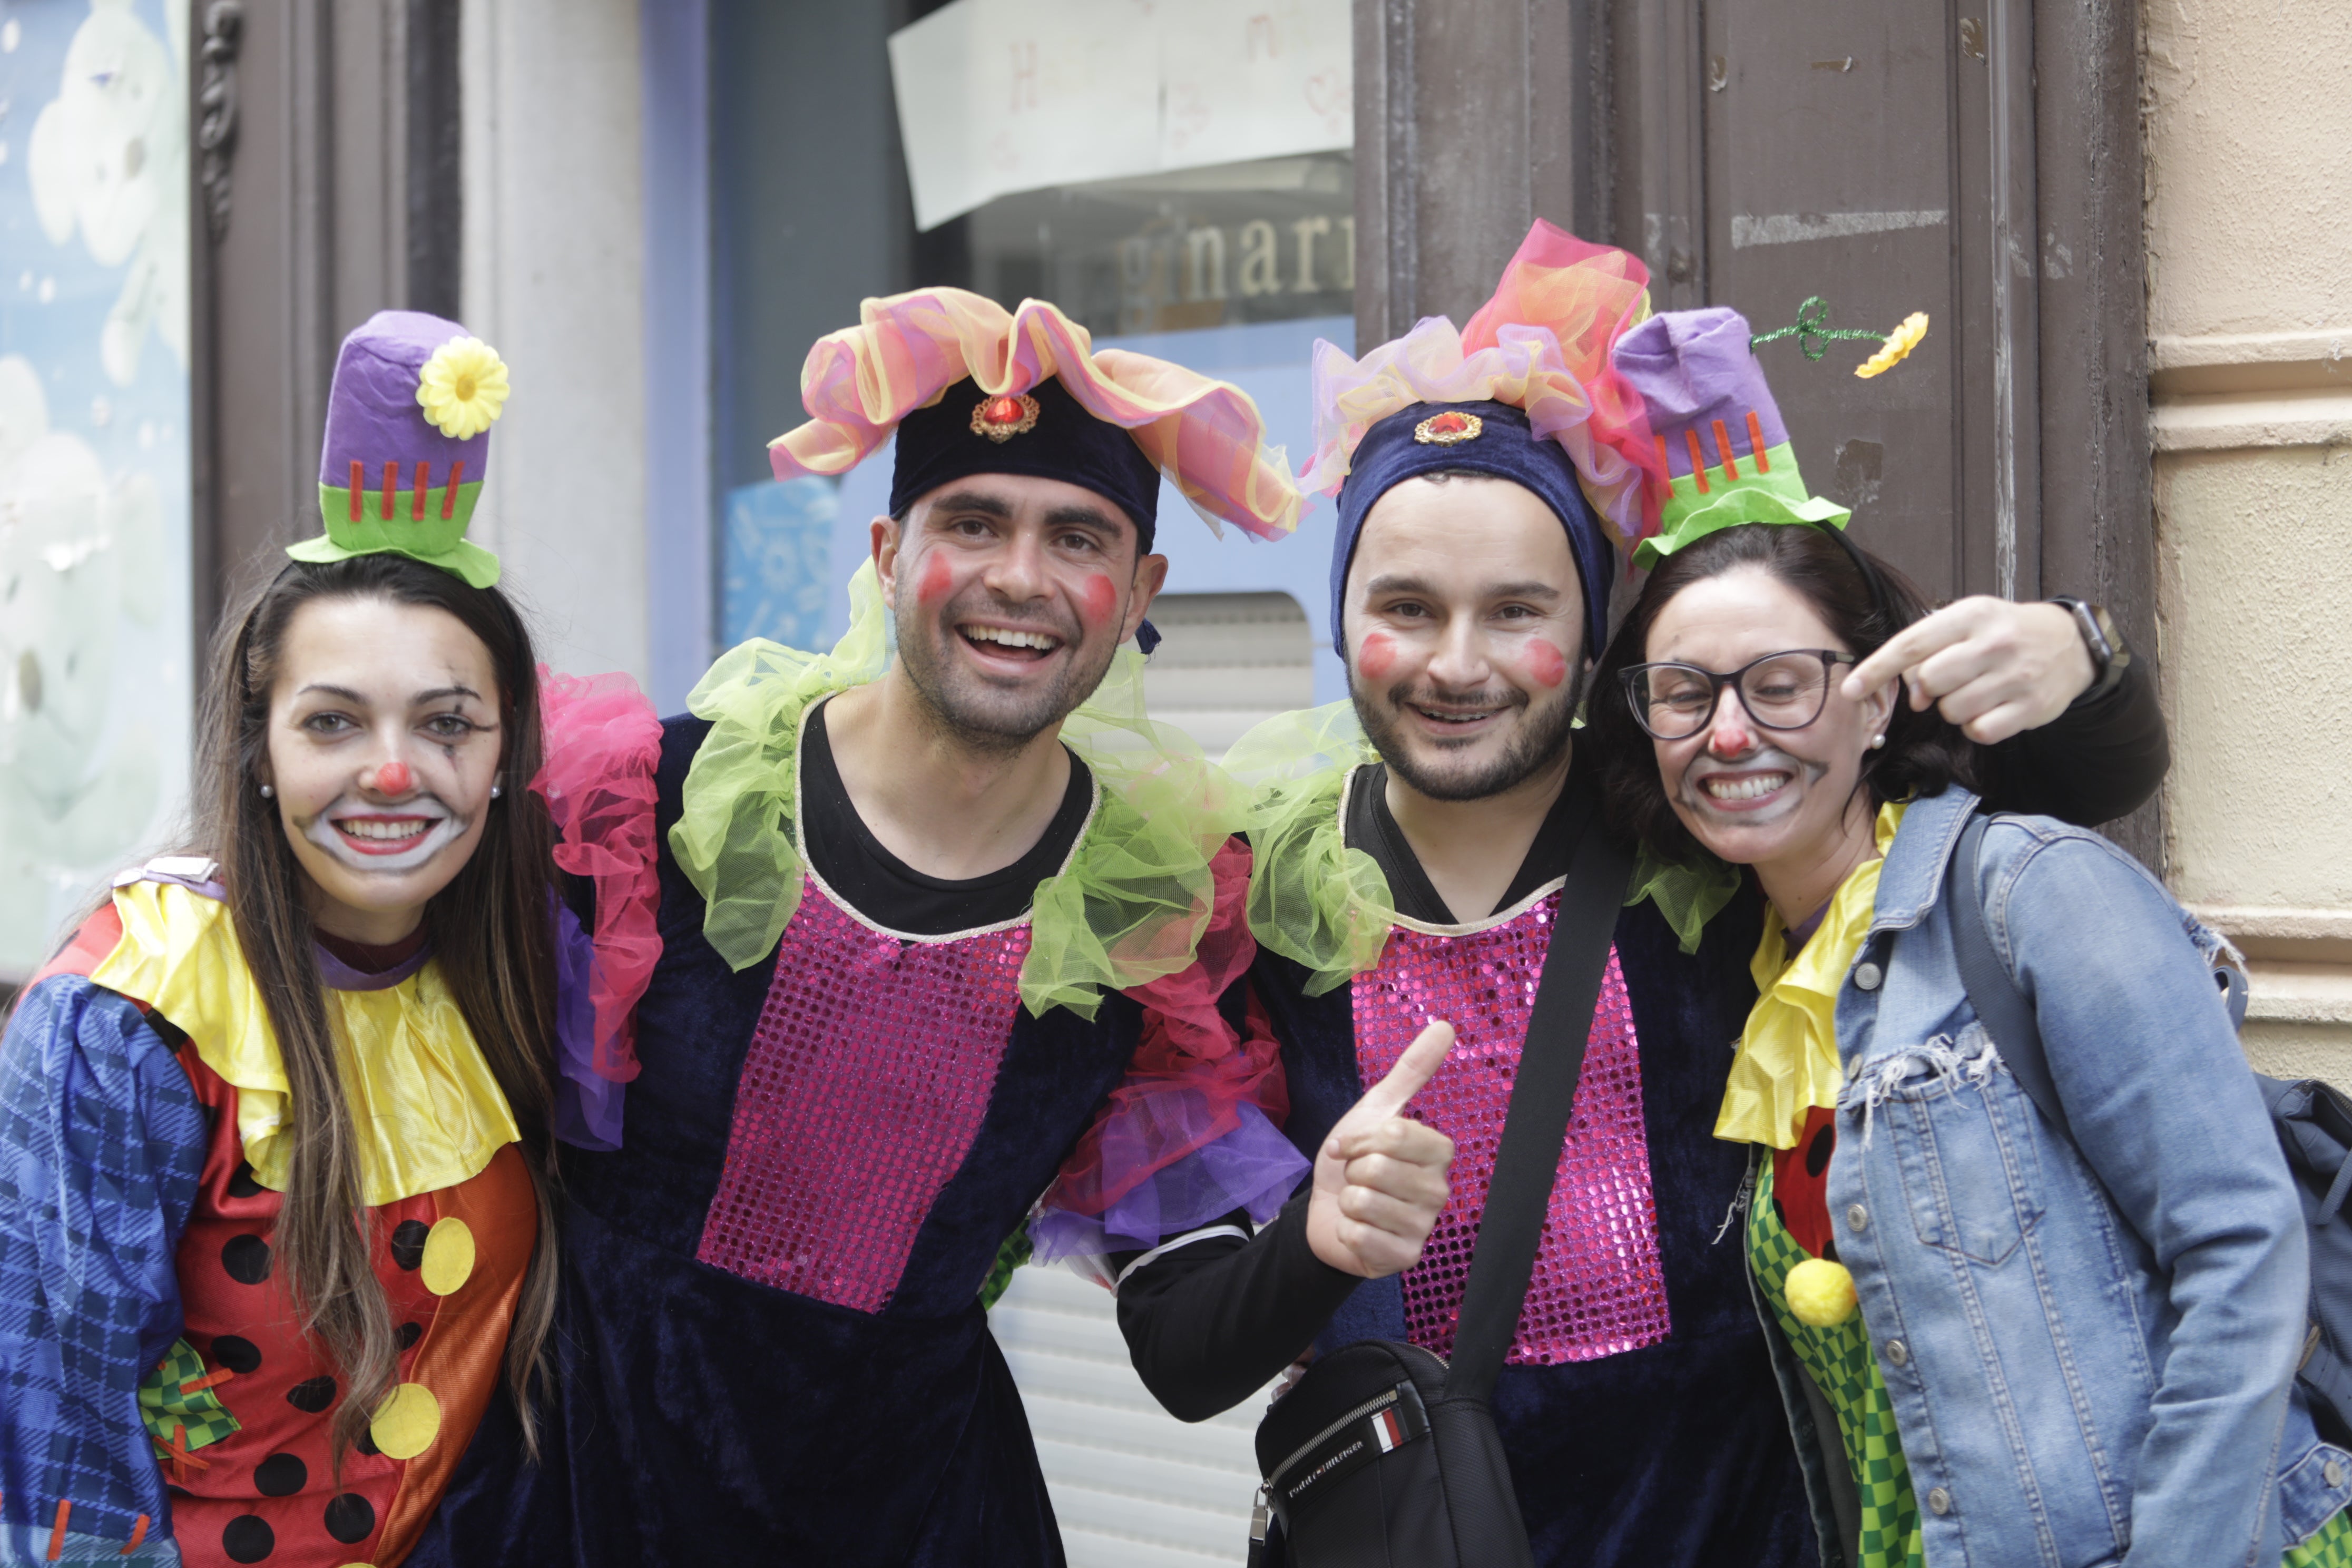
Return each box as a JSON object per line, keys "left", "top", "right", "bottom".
{"left": 489, "top": 783, "right": 503, "bottom": 800}
{"left": 1869, "top": 734, "right": 1886, "bottom": 750}
{"left": 259, "top": 782, "right": 275, "bottom": 798}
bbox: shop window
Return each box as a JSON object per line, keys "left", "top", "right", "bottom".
{"left": 1140, "top": 591, "right": 1314, "bottom": 757}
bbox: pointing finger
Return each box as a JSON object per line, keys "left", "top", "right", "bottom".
{"left": 1350, "top": 1020, "right": 1455, "bottom": 1124}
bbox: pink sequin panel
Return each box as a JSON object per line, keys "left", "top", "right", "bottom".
{"left": 1352, "top": 896, "right": 1670, "bottom": 1365}
{"left": 695, "top": 881, "right": 1030, "bottom": 1312}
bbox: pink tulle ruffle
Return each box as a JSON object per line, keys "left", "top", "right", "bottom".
{"left": 1301, "top": 220, "right": 1664, "bottom": 546}
{"left": 1036, "top": 839, "right": 1293, "bottom": 1228}
{"left": 532, "top": 667, "right": 664, "bottom": 1083}
{"left": 768, "top": 288, "right": 1300, "bottom": 542}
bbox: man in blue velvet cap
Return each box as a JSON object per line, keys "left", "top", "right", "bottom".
{"left": 1105, "top": 223, "right": 2171, "bottom": 1566}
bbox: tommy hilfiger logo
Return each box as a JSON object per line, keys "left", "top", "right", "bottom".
{"left": 971, "top": 394, "right": 1042, "bottom": 442}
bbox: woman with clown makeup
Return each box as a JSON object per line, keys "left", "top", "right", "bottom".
{"left": 0, "top": 314, "right": 655, "bottom": 1567}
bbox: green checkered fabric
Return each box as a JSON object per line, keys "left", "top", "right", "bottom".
{"left": 2290, "top": 1506, "right": 2352, "bottom": 1567}
{"left": 1751, "top": 1164, "right": 1924, "bottom": 1568}
{"left": 136, "top": 1337, "right": 240, "bottom": 1452}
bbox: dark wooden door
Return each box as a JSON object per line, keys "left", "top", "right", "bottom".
{"left": 1614, "top": 1, "right": 2039, "bottom": 606}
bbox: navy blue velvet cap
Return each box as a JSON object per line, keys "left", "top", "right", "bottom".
{"left": 890, "top": 375, "right": 1161, "bottom": 555}
{"left": 1329, "top": 399, "right": 1615, "bottom": 661}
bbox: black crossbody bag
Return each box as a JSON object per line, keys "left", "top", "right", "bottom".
{"left": 1247, "top": 826, "right": 1635, "bottom": 1568}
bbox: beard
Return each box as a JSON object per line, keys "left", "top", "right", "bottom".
{"left": 894, "top": 584, "right": 1119, "bottom": 753}
{"left": 1353, "top": 668, "right": 1582, "bottom": 802}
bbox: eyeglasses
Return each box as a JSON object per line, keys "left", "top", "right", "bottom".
{"left": 1619, "top": 650, "right": 1859, "bottom": 741}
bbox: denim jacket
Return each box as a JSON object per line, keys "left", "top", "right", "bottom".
{"left": 1753, "top": 786, "right": 2350, "bottom": 1568}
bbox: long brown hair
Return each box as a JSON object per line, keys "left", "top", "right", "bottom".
{"left": 1587, "top": 522, "right": 1978, "bottom": 858}
{"left": 194, "top": 552, "right": 561, "bottom": 1464}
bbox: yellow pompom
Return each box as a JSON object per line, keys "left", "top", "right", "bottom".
{"left": 1785, "top": 1257, "right": 1858, "bottom": 1326}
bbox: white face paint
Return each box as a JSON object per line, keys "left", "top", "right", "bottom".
{"left": 263, "top": 596, "right": 504, "bottom": 946}
{"left": 300, "top": 792, "right": 469, "bottom": 876}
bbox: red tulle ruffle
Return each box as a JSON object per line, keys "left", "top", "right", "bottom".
{"left": 532, "top": 667, "right": 664, "bottom": 1082}
{"left": 1041, "top": 838, "right": 1290, "bottom": 1219}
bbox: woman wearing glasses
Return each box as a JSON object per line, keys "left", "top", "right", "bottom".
{"left": 1582, "top": 461, "right": 2347, "bottom": 1559}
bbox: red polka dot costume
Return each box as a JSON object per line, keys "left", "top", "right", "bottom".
{"left": 2, "top": 874, "right": 537, "bottom": 1566}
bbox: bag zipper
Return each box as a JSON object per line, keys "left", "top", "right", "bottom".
{"left": 1267, "top": 1385, "right": 1404, "bottom": 1489}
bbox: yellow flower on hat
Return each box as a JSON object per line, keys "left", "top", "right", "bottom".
{"left": 416, "top": 336, "right": 511, "bottom": 439}
{"left": 1854, "top": 312, "right": 1929, "bottom": 379}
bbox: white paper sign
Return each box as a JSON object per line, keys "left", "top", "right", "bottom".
{"left": 890, "top": 0, "right": 1351, "bottom": 231}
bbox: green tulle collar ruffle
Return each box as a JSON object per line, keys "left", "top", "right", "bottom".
{"left": 1221, "top": 701, "right": 1744, "bottom": 987}
{"left": 667, "top": 562, "right": 1243, "bottom": 1018}
{"left": 1221, "top": 702, "right": 1397, "bottom": 995}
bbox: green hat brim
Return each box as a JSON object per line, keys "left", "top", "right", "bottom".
{"left": 288, "top": 531, "right": 503, "bottom": 589}
{"left": 291, "top": 480, "right": 501, "bottom": 587}
{"left": 1633, "top": 484, "right": 1851, "bottom": 570}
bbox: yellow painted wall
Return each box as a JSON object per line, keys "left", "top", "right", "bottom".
{"left": 2145, "top": 1, "right": 2352, "bottom": 1076}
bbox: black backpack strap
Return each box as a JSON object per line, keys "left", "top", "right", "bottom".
{"left": 1945, "top": 814, "right": 2066, "bottom": 1136}
{"left": 1446, "top": 824, "right": 1636, "bottom": 1403}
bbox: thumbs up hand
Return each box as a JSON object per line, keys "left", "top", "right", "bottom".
{"left": 1305, "top": 1020, "right": 1457, "bottom": 1279}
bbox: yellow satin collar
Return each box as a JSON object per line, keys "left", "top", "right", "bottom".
{"left": 90, "top": 879, "right": 521, "bottom": 1207}
{"left": 1714, "top": 802, "right": 1906, "bottom": 1150}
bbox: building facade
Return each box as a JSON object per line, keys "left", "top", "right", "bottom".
{"left": 1, "top": 0, "right": 2335, "bottom": 1559}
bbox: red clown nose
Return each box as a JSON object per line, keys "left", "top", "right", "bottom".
{"left": 373, "top": 760, "right": 413, "bottom": 795}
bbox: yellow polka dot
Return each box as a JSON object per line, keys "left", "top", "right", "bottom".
{"left": 369, "top": 1381, "right": 441, "bottom": 1460}
{"left": 419, "top": 1217, "right": 475, "bottom": 1297}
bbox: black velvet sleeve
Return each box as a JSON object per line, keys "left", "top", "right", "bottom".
{"left": 1974, "top": 655, "right": 2168, "bottom": 826}
{"left": 1113, "top": 1192, "right": 1363, "bottom": 1423}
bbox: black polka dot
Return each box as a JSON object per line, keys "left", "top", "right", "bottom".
{"left": 356, "top": 1426, "right": 380, "bottom": 1457}
{"left": 228, "top": 1161, "right": 266, "bottom": 1199}
{"left": 389, "top": 1219, "right": 432, "bottom": 1271}
{"left": 148, "top": 1014, "right": 191, "bottom": 1055}
{"left": 396, "top": 1321, "right": 423, "bottom": 1351}
{"left": 253, "top": 1452, "right": 307, "bottom": 1496}
{"left": 324, "top": 1492, "right": 376, "bottom": 1544}
{"left": 221, "top": 1514, "right": 274, "bottom": 1563}
{"left": 210, "top": 1335, "right": 262, "bottom": 1375}
{"left": 285, "top": 1375, "right": 337, "bottom": 1413}
{"left": 220, "top": 1234, "right": 272, "bottom": 1285}
{"left": 1805, "top": 1125, "right": 1835, "bottom": 1178}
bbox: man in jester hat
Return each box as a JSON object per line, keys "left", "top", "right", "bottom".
{"left": 0, "top": 312, "right": 657, "bottom": 1567}
{"left": 1106, "top": 224, "right": 2169, "bottom": 1565}
{"left": 412, "top": 290, "right": 1440, "bottom": 1567}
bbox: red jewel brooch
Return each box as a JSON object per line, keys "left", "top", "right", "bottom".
{"left": 1413, "top": 410, "right": 1484, "bottom": 445}
{"left": 971, "top": 393, "right": 1042, "bottom": 442}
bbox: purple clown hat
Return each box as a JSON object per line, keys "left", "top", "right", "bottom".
{"left": 1610, "top": 307, "right": 1849, "bottom": 570}
{"left": 287, "top": 310, "right": 509, "bottom": 587}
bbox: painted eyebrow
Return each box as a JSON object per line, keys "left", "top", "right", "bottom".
{"left": 292, "top": 683, "right": 485, "bottom": 705}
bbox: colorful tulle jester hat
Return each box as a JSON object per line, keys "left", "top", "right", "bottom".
{"left": 767, "top": 288, "right": 1302, "bottom": 560}
{"left": 287, "top": 310, "right": 511, "bottom": 587}
{"left": 1302, "top": 220, "right": 1663, "bottom": 660}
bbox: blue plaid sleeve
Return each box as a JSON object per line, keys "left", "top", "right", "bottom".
{"left": 0, "top": 977, "right": 205, "bottom": 1554}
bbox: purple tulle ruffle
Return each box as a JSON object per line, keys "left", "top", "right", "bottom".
{"left": 553, "top": 899, "right": 624, "bottom": 1150}
{"left": 1029, "top": 1102, "right": 1307, "bottom": 1263}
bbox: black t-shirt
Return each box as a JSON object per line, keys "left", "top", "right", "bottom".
{"left": 1346, "top": 759, "right": 1597, "bottom": 923}
{"left": 797, "top": 697, "right": 1094, "bottom": 935}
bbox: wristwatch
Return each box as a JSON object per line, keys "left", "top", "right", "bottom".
{"left": 2049, "top": 597, "right": 2132, "bottom": 703}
